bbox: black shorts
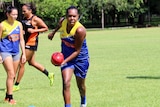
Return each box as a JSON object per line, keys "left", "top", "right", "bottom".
{"left": 25, "top": 45, "right": 38, "bottom": 51}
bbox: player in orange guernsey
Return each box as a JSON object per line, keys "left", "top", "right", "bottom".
{"left": 14, "top": 3, "right": 54, "bottom": 91}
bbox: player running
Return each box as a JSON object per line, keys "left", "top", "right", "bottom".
{"left": 13, "top": 3, "right": 54, "bottom": 91}
{"left": 48, "top": 6, "right": 89, "bottom": 107}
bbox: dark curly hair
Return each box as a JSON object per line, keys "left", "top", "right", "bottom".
{"left": 23, "top": 2, "right": 36, "bottom": 14}
{"left": 66, "top": 5, "right": 79, "bottom": 16}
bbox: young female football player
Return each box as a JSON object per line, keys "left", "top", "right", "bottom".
{"left": 14, "top": 3, "right": 54, "bottom": 91}
{"left": 48, "top": 6, "right": 89, "bottom": 107}
{"left": 0, "top": 6, "right": 26, "bottom": 104}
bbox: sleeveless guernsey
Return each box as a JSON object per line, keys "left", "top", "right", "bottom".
{"left": 0, "top": 20, "right": 20, "bottom": 54}
{"left": 59, "top": 19, "right": 89, "bottom": 61}
{"left": 21, "top": 15, "right": 39, "bottom": 47}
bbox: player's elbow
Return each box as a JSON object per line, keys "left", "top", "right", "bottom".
{"left": 45, "top": 27, "right": 49, "bottom": 31}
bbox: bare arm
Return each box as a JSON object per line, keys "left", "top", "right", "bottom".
{"left": 48, "top": 17, "right": 64, "bottom": 40}
{"left": 0, "top": 23, "right": 2, "bottom": 39}
{"left": 19, "top": 22, "right": 26, "bottom": 63}
{"left": 0, "top": 23, "right": 3, "bottom": 63}
{"left": 62, "top": 26, "right": 86, "bottom": 64}
{"left": 28, "top": 16, "right": 48, "bottom": 33}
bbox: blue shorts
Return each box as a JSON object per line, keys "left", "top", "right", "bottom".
{"left": 0, "top": 52, "right": 20, "bottom": 62}
{"left": 61, "top": 58, "right": 89, "bottom": 78}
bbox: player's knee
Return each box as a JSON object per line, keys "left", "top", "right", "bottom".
{"left": 20, "top": 62, "right": 25, "bottom": 67}
{"left": 8, "top": 71, "right": 15, "bottom": 79}
{"left": 28, "top": 61, "right": 34, "bottom": 66}
{"left": 63, "top": 81, "right": 71, "bottom": 90}
{"left": 78, "top": 84, "right": 85, "bottom": 92}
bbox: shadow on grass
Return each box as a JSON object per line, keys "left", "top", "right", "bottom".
{"left": 0, "top": 88, "right": 5, "bottom": 92}
{"left": 0, "top": 87, "right": 34, "bottom": 92}
{"left": 126, "top": 76, "right": 160, "bottom": 79}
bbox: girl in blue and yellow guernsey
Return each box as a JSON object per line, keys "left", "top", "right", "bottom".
{"left": 48, "top": 6, "right": 89, "bottom": 107}
{"left": 0, "top": 6, "right": 26, "bottom": 105}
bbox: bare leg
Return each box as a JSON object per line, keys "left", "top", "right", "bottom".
{"left": 15, "top": 62, "right": 25, "bottom": 83}
{"left": 28, "top": 51, "right": 45, "bottom": 71}
{"left": 15, "top": 49, "right": 53, "bottom": 87}
{"left": 13, "top": 60, "right": 20, "bottom": 81}
{"left": 76, "top": 77, "right": 86, "bottom": 97}
{"left": 76, "top": 76, "right": 86, "bottom": 105}
{"left": 3, "top": 57, "right": 15, "bottom": 95}
{"left": 61, "top": 68, "right": 73, "bottom": 105}
{"left": 15, "top": 49, "right": 33, "bottom": 83}
{"left": 28, "top": 50, "right": 54, "bottom": 86}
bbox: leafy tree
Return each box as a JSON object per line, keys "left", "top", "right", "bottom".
{"left": 1, "top": 0, "right": 160, "bottom": 28}
{"left": 36, "top": 0, "right": 78, "bottom": 28}
{"left": 91, "top": 0, "right": 146, "bottom": 26}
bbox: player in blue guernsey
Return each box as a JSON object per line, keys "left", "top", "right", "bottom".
{"left": 0, "top": 6, "right": 26, "bottom": 105}
{"left": 48, "top": 6, "right": 89, "bottom": 107}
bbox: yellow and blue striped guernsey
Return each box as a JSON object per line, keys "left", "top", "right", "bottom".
{"left": 1, "top": 20, "right": 19, "bottom": 38}
{"left": 0, "top": 20, "right": 20, "bottom": 54}
{"left": 59, "top": 19, "right": 82, "bottom": 38}
{"left": 59, "top": 19, "right": 89, "bottom": 79}
{"left": 59, "top": 18, "right": 89, "bottom": 59}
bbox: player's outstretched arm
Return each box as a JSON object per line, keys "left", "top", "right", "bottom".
{"left": 48, "top": 17, "right": 64, "bottom": 40}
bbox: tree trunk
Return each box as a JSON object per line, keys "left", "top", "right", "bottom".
{"left": 101, "top": 8, "right": 104, "bottom": 29}
{"left": 138, "top": 14, "right": 145, "bottom": 25}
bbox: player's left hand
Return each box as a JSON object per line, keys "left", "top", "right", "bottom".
{"left": 21, "top": 54, "right": 26, "bottom": 63}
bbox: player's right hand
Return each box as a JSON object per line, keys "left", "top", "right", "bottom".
{"left": 0, "top": 55, "right": 3, "bottom": 64}
{"left": 48, "top": 32, "right": 54, "bottom": 40}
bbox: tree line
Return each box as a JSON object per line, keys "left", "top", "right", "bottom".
{"left": 1, "top": 0, "right": 160, "bottom": 28}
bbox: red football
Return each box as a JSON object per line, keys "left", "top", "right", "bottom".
{"left": 51, "top": 52, "right": 64, "bottom": 66}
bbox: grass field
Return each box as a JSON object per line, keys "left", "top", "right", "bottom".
{"left": 0, "top": 27, "right": 160, "bottom": 107}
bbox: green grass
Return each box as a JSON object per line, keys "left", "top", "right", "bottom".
{"left": 1, "top": 27, "right": 160, "bottom": 107}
